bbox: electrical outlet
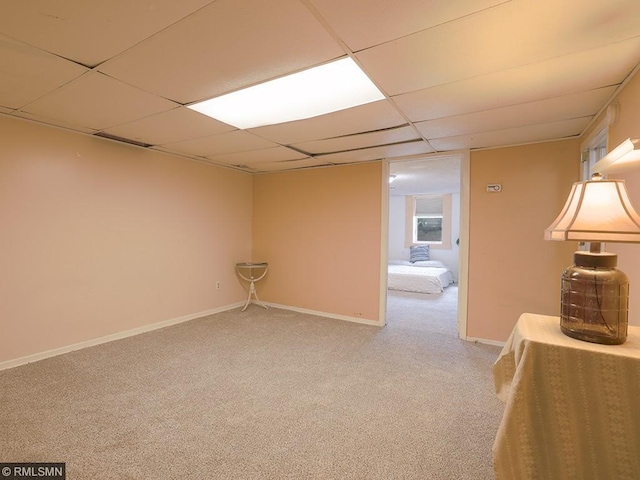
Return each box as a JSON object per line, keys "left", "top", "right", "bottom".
{"left": 216, "top": 281, "right": 221, "bottom": 291}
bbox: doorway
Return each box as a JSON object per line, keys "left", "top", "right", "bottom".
{"left": 383, "top": 152, "right": 469, "bottom": 339}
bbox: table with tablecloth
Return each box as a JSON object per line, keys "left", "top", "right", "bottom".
{"left": 492, "top": 313, "right": 640, "bottom": 480}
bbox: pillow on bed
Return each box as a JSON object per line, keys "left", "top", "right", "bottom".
{"left": 413, "top": 260, "right": 446, "bottom": 268}
{"left": 409, "top": 244, "right": 430, "bottom": 262}
{"left": 389, "top": 260, "right": 412, "bottom": 265}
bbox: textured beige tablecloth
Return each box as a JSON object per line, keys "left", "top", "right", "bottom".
{"left": 492, "top": 313, "right": 640, "bottom": 480}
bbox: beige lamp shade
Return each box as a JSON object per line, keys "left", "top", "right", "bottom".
{"left": 545, "top": 178, "right": 640, "bottom": 243}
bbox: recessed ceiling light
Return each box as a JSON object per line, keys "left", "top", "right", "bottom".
{"left": 188, "top": 57, "right": 385, "bottom": 129}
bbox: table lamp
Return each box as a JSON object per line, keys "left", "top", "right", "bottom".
{"left": 544, "top": 170, "right": 640, "bottom": 344}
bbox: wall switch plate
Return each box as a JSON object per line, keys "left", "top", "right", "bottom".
{"left": 487, "top": 184, "right": 502, "bottom": 193}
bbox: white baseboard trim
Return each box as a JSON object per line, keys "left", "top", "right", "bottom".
{"left": 465, "top": 336, "right": 506, "bottom": 348}
{"left": 0, "top": 302, "right": 245, "bottom": 372}
{"left": 264, "top": 302, "right": 383, "bottom": 327}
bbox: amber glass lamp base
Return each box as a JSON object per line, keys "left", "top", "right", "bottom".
{"left": 560, "top": 251, "right": 629, "bottom": 345}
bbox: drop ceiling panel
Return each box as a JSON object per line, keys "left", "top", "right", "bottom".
{"left": 309, "top": 0, "right": 507, "bottom": 52}
{"left": 98, "top": 0, "right": 345, "bottom": 104}
{"left": 0, "top": 1, "right": 638, "bottom": 174}
{"left": 393, "top": 38, "right": 640, "bottom": 122}
{"left": 101, "top": 107, "right": 236, "bottom": 146}
{"left": 21, "top": 72, "right": 177, "bottom": 130}
{"left": 416, "top": 87, "right": 616, "bottom": 140}
{"left": 206, "top": 146, "right": 308, "bottom": 166}
{"left": 321, "top": 140, "right": 434, "bottom": 164}
{"left": 249, "top": 100, "right": 407, "bottom": 145}
{"left": 390, "top": 156, "right": 463, "bottom": 196}
{"left": 357, "top": 0, "right": 640, "bottom": 96}
{"left": 253, "top": 158, "right": 333, "bottom": 172}
{"left": 161, "top": 130, "right": 278, "bottom": 157}
{"left": 429, "top": 117, "right": 591, "bottom": 151}
{"left": 0, "top": 34, "right": 87, "bottom": 109}
{"left": 12, "top": 110, "right": 98, "bottom": 134}
{"left": 0, "top": 0, "right": 216, "bottom": 67}
{"left": 292, "top": 125, "right": 420, "bottom": 154}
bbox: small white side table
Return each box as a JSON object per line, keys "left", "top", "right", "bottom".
{"left": 236, "top": 262, "right": 269, "bottom": 312}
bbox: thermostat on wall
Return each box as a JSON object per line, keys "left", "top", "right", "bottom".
{"left": 486, "top": 184, "right": 502, "bottom": 193}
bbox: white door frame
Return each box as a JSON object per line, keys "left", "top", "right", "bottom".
{"left": 379, "top": 150, "right": 470, "bottom": 340}
{"left": 457, "top": 150, "right": 470, "bottom": 340}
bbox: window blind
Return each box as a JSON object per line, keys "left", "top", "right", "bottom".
{"left": 415, "top": 196, "right": 443, "bottom": 215}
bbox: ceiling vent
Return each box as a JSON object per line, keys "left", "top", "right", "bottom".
{"left": 94, "top": 132, "right": 153, "bottom": 148}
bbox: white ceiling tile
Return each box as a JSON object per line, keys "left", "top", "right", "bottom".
{"left": 309, "top": 0, "right": 508, "bottom": 52}
{"left": 249, "top": 100, "right": 407, "bottom": 145}
{"left": 389, "top": 155, "right": 463, "bottom": 196}
{"left": 100, "top": 107, "right": 236, "bottom": 146}
{"left": 393, "top": 38, "right": 640, "bottom": 122}
{"left": 357, "top": 0, "right": 640, "bottom": 95}
{"left": 292, "top": 125, "right": 420, "bottom": 154}
{"left": 251, "top": 158, "right": 332, "bottom": 173}
{"left": 162, "top": 130, "right": 278, "bottom": 157}
{"left": 11, "top": 110, "right": 99, "bottom": 134}
{"left": 1, "top": 0, "right": 638, "bottom": 173}
{"left": 206, "top": 146, "right": 308, "bottom": 166}
{"left": 416, "top": 87, "right": 616, "bottom": 140}
{"left": 0, "top": 34, "right": 87, "bottom": 109}
{"left": 429, "top": 117, "right": 591, "bottom": 151}
{"left": 149, "top": 146, "right": 197, "bottom": 160}
{"left": 20, "top": 72, "right": 177, "bottom": 130}
{"left": 0, "top": 0, "right": 216, "bottom": 67}
{"left": 12, "top": 110, "right": 98, "bottom": 134}
{"left": 98, "top": 0, "right": 345, "bottom": 103}
{"left": 322, "top": 140, "right": 434, "bottom": 164}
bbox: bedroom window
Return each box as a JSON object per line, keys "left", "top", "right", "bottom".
{"left": 415, "top": 215, "right": 442, "bottom": 242}
{"left": 405, "top": 194, "right": 452, "bottom": 249}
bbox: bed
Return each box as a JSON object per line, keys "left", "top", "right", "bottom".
{"left": 387, "top": 260, "right": 453, "bottom": 294}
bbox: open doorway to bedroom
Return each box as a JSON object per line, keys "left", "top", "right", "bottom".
{"left": 386, "top": 153, "right": 464, "bottom": 338}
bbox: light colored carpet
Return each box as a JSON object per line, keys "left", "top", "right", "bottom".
{"left": 0, "top": 286, "right": 504, "bottom": 479}
{"left": 386, "top": 286, "right": 461, "bottom": 337}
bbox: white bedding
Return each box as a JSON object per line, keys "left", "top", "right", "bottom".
{"left": 387, "top": 260, "right": 453, "bottom": 294}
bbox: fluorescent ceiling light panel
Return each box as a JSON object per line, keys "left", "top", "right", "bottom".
{"left": 188, "top": 57, "right": 385, "bottom": 129}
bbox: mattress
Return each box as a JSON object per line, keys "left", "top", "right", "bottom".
{"left": 387, "top": 261, "right": 453, "bottom": 294}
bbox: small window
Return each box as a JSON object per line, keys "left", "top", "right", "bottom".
{"left": 580, "top": 121, "right": 607, "bottom": 181}
{"left": 415, "top": 216, "right": 443, "bottom": 242}
{"left": 581, "top": 145, "right": 607, "bottom": 181}
{"left": 414, "top": 196, "right": 444, "bottom": 243}
{"left": 406, "top": 194, "right": 452, "bottom": 249}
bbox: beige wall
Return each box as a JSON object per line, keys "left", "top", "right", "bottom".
{"left": 252, "top": 163, "right": 383, "bottom": 322}
{"left": 467, "top": 140, "right": 580, "bottom": 342}
{"left": 8, "top": 72, "right": 638, "bottom": 362}
{"left": 604, "top": 69, "right": 640, "bottom": 326}
{"left": 0, "top": 116, "right": 252, "bottom": 364}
